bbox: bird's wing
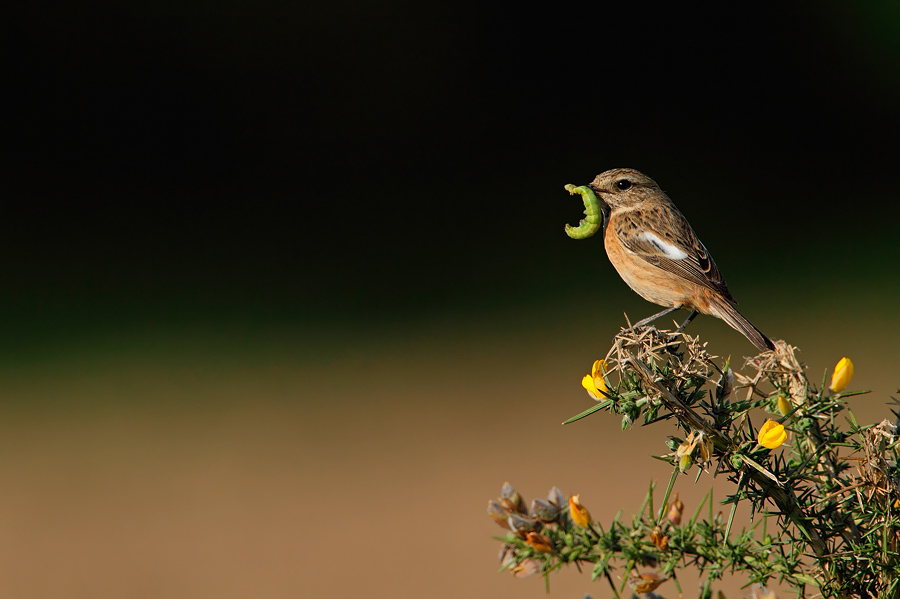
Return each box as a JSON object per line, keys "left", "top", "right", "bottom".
{"left": 613, "top": 206, "right": 735, "bottom": 302}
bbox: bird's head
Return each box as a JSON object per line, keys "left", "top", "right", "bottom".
{"left": 588, "top": 168, "right": 663, "bottom": 210}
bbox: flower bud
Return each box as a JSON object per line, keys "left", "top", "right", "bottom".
{"left": 525, "top": 531, "right": 553, "bottom": 553}
{"left": 777, "top": 395, "right": 792, "bottom": 417}
{"left": 568, "top": 494, "right": 592, "bottom": 527}
{"left": 675, "top": 432, "right": 695, "bottom": 458}
{"left": 487, "top": 499, "right": 511, "bottom": 530}
{"left": 530, "top": 498, "right": 561, "bottom": 522}
{"left": 830, "top": 357, "right": 854, "bottom": 393}
{"left": 699, "top": 436, "right": 713, "bottom": 463}
{"left": 667, "top": 492, "right": 684, "bottom": 525}
{"left": 758, "top": 420, "right": 787, "bottom": 449}
{"left": 715, "top": 368, "right": 734, "bottom": 401}
{"left": 649, "top": 525, "right": 668, "bottom": 551}
{"left": 679, "top": 454, "right": 693, "bottom": 473}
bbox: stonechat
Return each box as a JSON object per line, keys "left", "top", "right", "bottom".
{"left": 588, "top": 168, "right": 774, "bottom": 351}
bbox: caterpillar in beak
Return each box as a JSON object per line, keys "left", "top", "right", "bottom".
{"left": 564, "top": 184, "right": 602, "bottom": 240}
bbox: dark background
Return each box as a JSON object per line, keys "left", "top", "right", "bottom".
{"left": 6, "top": 2, "right": 900, "bottom": 332}
{"left": 2, "top": 3, "right": 900, "bottom": 598}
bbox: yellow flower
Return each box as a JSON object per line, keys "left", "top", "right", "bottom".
{"left": 830, "top": 357, "right": 854, "bottom": 393}
{"left": 581, "top": 359, "right": 610, "bottom": 400}
{"left": 568, "top": 494, "right": 591, "bottom": 527}
{"left": 777, "top": 395, "right": 792, "bottom": 417}
{"left": 758, "top": 420, "right": 787, "bottom": 449}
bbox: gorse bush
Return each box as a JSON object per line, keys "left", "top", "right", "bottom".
{"left": 487, "top": 327, "right": 898, "bottom": 598}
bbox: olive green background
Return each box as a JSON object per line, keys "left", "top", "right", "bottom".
{"left": 3, "top": 3, "right": 900, "bottom": 597}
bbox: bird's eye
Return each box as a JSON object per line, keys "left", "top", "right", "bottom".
{"left": 616, "top": 180, "right": 632, "bottom": 191}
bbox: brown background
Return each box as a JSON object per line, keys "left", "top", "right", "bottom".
{"left": 0, "top": 293, "right": 897, "bottom": 597}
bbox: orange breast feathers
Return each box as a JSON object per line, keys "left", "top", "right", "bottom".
{"left": 603, "top": 213, "right": 712, "bottom": 314}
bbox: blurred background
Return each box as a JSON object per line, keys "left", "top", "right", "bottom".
{"left": 3, "top": 2, "right": 900, "bottom": 597}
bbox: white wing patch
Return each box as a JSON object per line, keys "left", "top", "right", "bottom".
{"left": 640, "top": 231, "right": 689, "bottom": 260}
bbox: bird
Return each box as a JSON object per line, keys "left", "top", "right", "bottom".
{"left": 587, "top": 168, "right": 775, "bottom": 351}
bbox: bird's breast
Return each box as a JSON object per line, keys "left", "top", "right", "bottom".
{"left": 603, "top": 219, "right": 691, "bottom": 309}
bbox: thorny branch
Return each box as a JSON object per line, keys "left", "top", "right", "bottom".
{"left": 487, "top": 325, "right": 896, "bottom": 598}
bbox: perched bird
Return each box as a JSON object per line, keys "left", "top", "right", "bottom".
{"left": 588, "top": 168, "right": 774, "bottom": 351}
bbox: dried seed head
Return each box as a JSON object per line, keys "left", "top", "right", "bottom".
{"left": 500, "top": 482, "right": 526, "bottom": 514}
{"left": 500, "top": 544, "right": 540, "bottom": 578}
{"left": 487, "top": 499, "right": 511, "bottom": 530}
{"left": 740, "top": 341, "right": 808, "bottom": 404}
{"left": 547, "top": 486, "right": 566, "bottom": 507}
{"left": 628, "top": 572, "right": 666, "bottom": 593}
{"left": 511, "top": 559, "right": 542, "bottom": 578}
{"left": 507, "top": 513, "right": 541, "bottom": 536}
{"left": 750, "top": 584, "right": 778, "bottom": 599}
{"left": 530, "top": 498, "right": 561, "bottom": 522}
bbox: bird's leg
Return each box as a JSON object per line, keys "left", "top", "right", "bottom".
{"left": 675, "top": 310, "right": 699, "bottom": 333}
{"left": 626, "top": 306, "right": 680, "bottom": 331}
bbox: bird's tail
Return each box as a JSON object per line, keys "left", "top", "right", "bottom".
{"left": 707, "top": 295, "right": 775, "bottom": 352}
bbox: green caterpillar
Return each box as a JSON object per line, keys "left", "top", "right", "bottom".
{"left": 564, "top": 184, "right": 602, "bottom": 240}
